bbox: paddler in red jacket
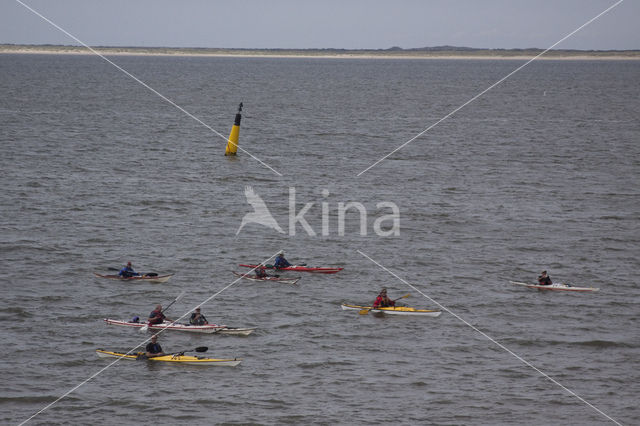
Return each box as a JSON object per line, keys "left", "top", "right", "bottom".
{"left": 148, "top": 305, "right": 171, "bottom": 325}
{"left": 373, "top": 288, "right": 395, "bottom": 308}
{"left": 538, "top": 271, "right": 552, "bottom": 286}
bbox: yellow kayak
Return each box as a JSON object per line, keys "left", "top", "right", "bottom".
{"left": 96, "top": 349, "right": 242, "bottom": 366}
{"left": 341, "top": 303, "right": 441, "bottom": 317}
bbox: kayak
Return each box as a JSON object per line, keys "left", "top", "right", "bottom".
{"left": 341, "top": 303, "right": 442, "bottom": 317}
{"left": 104, "top": 318, "right": 222, "bottom": 334}
{"left": 103, "top": 319, "right": 256, "bottom": 336}
{"left": 215, "top": 327, "right": 256, "bottom": 336}
{"left": 239, "top": 264, "right": 343, "bottom": 274}
{"left": 93, "top": 272, "right": 173, "bottom": 284}
{"left": 510, "top": 281, "right": 599, "bottom": 292}
{"left": 232, "top": 271, "right": 301, "bottom": 285}
{"left": 96, "top": 349, "right": 242, "bottom": 366}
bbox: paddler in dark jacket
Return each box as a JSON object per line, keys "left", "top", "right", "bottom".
{"left": 274, "top": 251, "right": 292, "bottom": 269}
{"left": 538, "top": 271, "right": 552, "bottom": 286}
{"left": 189, "top": 307, "right": 208, "bottom": 325}
{"left": 255, "top": 264, "right": 268, "bottom": 278}
{"left": 373, "top": 288, "right": 395, "bottom": 308}
{"left": 119, "top": 261, "right": 139, "bottom": 278}
{"left": 145, "top": 334, "right": 164, "bottom": 358}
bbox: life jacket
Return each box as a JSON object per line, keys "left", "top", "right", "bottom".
{"left": 538, "top": 276, "right": 552, "bottom": 286}
{"left": 148, "top": 310, "right": 164, "bottom": 324}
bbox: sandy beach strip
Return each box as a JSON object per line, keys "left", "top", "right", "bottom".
{"left": 1, "top": 45, "right": 639, "bottom": 60}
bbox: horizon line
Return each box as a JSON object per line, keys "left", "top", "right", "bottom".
{"left": 2, "top": 43, "right": 639, "bottom": 53}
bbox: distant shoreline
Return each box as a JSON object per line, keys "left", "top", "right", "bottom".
{"left": 2, "top": 44, "right": 639, "bottom": 60}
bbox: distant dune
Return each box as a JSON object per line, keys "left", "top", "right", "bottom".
{"left": 1, "top": 44, "right": 639, "bottom": 60}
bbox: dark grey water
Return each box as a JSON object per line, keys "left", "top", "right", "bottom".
{"left": 1, "top": 54, "right": 639, "bottom": 425}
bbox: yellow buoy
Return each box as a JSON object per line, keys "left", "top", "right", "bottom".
{"left": 224, "top": 102, "right": 243, "bottom": 156}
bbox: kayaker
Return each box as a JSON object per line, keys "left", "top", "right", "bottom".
{"left": 538, "top": 271, "right": 552, "bottom": 286}
{"left": 119, "top": 262, "right": 139, "bottom": 278}
{"left": 148, "top": 304, "right": 171, "bottom": 325}
{"left": 274, "top": 251, "right": 292, "bottom": 269}
{"left": 255, "top": 264, "right": 268, "bottom": 278}
{"left": 189, "top": 307, "right": 208, "bottom": 325}
{"left": 373, "top": 288, "right": 395, "bottom": 308}
{"left": 145, "top": 334, "right": 165, "bottom": 358}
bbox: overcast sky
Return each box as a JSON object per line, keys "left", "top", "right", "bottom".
{"left": 1, "top": 0, "right": 638, "bottom": 50}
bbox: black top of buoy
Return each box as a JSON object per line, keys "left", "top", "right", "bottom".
{"left": 234, "top": 102, "right": 243, "bottom": 126}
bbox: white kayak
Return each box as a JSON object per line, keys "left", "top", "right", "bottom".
{"left": 103, "top": 319, "right": 255, "bottom": 335}
{"left": 215, "top": 327, "right": 256, "bottom": 336}
{"left": 341, "top": 303, "right": 442, "bottom": 317}
{"left": 510, "top": 281, "right": 599, "bottom": 292}
{"left": 96, "top": 349, "right": 242, "bottom": 366}
{"left": 232, "top": 271, "right": 301, "bottom": 285}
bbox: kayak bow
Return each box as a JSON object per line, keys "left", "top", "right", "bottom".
{"left": 341, "top": 304, "right": 441, "bottom": 317}
{"left": 510, "top": 281, "right": 599, "bottom": 292}
{"left": 239, "top": 264, "right": 342, "bottom": 274}
{"left": 232, "top": 271, "right": 300, "bottom": 285}
{"left": 93, "top": 273, "right": 173, "bottom": 284}
{"left": 96, "top": 349, "right": 242, "bottom": 366}
{"left": 103, "top": 319, "right": 255, "bottom": 335}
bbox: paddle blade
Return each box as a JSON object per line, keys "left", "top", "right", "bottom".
{"left": 393, "top": 293, "right": 411, "bottom": 302}
{"left": 194, "top": 346, "right": 208, "bottom": 353}
{"left": 358, "top": 309, "right": 370, "bottom": 315}
{"left": 139, "top": 324, "right": 149, "bottom": 333}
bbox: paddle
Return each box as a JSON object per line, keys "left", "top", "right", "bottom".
{"left": 167, "top": 346, "right": 208, "bottom": 356}
{"left": 137, "top": 346, "right": 208, "bottom": 360}
{"left": 238, "top": 268, "right": 280, "bottom": 279}
{"left": 108, "top": 267, "right": 139, "bottom": 273}
{"left": 359, "top": 294, "right": 411, "bottom": 315}
{"left": 139, "top": 290, "right": 186, "bottom": 332}
{"left": 265, "top": 262, "right": 305, "bottom": 269}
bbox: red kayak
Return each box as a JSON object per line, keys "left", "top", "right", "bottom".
{"left": 239, "top": 264, "right": 343, "bottom": 274}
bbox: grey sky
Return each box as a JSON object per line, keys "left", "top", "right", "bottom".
{"left": 1, "top": 0, "right": 638, "bottom": 50}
